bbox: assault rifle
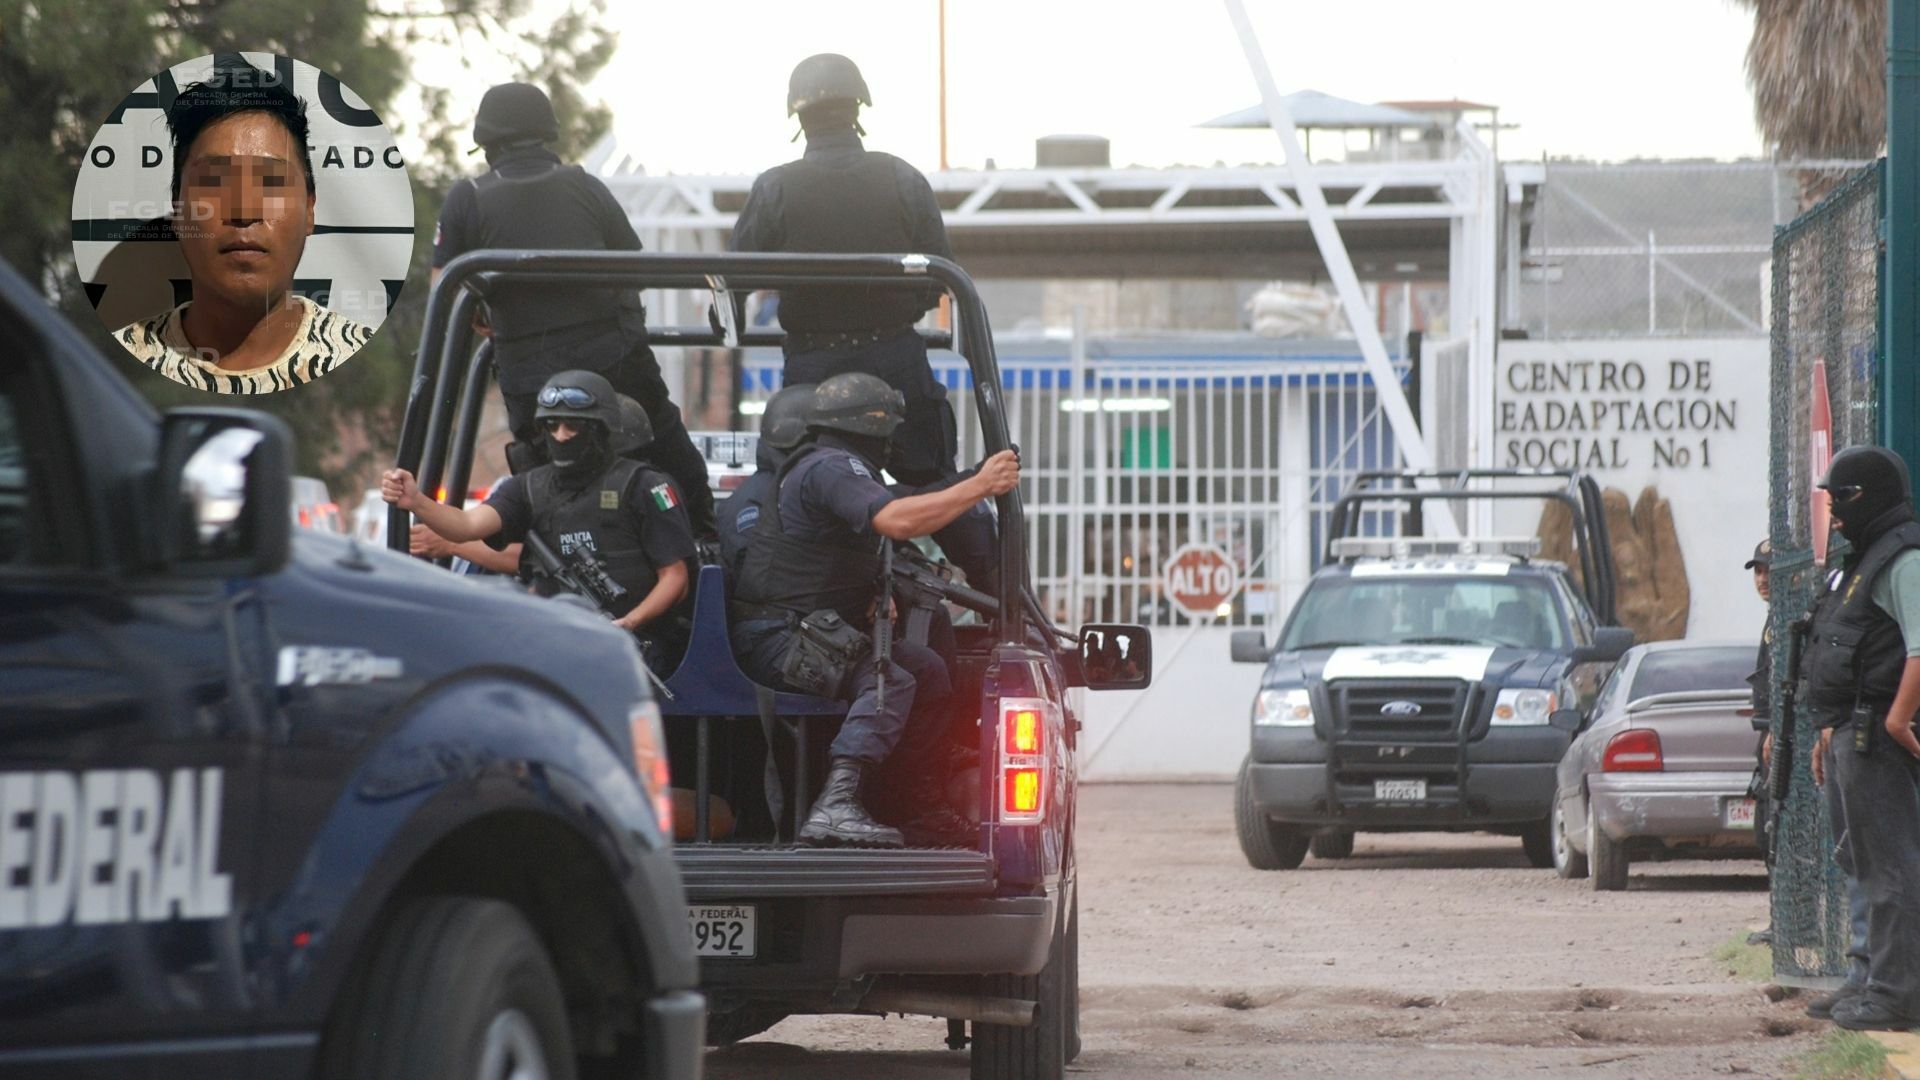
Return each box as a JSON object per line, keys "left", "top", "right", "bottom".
{"left": 1767, "top": 613, "right": 1810, "bottom": 803}
{"left": 875, "top": 543, "right": 894, "bottom": 715}
{"left": 523, "top": 529, "right": 672, "bottom": 699}
{"left": 890, "top": 547, "right": 1000, "bottom": 645}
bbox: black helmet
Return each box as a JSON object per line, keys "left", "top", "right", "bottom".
{"left": 534, "top": 370, "right": 621, "bottom": 430}
{"left": 611, "top": 394, "right": 655, "bottom": 454}
{"left": 1819, "top": 445, "right": 1913, "bottom": 534}
{"left": 761, "top": 383, "right": 817, "bottom": 451}
{"left": 474, "top": 82, "right": 559, "bottom": 149}
{"left": 787, "top": 54, "right": 871, "bottom": 116}
{"left": 809, "top": 373, "right": 903, "bottom": 438}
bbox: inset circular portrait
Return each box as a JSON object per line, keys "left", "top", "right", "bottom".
{"left": 72, "top": 52, "right": 413, "bottom": 394}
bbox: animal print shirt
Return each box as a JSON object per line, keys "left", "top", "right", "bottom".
{"left": 115, "top": 296, "right": 375, "bottom": 394}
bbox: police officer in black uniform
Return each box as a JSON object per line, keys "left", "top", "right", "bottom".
{"left": 433, "top": 81, "right": 715, "bottom": 537}
{"left": 383, "top": 370, "right": 699, "bottom": 671}
{"left": 1803, "top": 446, "right": 1920, "bottom": 1031}
{"left": 718, "top": 382, "right": 817, "bottom": 583}
{"left": 729, "top": 373, "right": 1020, "bottom": 847}
{"left": 731, "top": 54, "right": 999, "bottom": 597}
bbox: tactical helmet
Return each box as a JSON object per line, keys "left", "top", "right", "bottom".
{"left": 787, "top": 54, "right": 872, "bottom": 117}
{"left": 808, "top": 373, "right": 904, "bottom": 438}
{"left": 1819, "top": 445, "right": 1913, "bottom": 525}
{"left": 610, "top": 394, "right": 655, "bottom": 454}
{"left": 474, "top": 82, "right": 559, "bottom": 149}
{"left": 534, "top": 370, "right": 621, "bottom": 431}
{"left": 760, "top": 383, "right": 818, "bottom": 451}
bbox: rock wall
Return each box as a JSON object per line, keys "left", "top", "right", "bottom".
{"left": 1538, "top": 485, "right": 1690, "bottom": 642}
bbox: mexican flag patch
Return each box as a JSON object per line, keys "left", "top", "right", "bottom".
{"left": 650, "top": 482, "right": 680, "bottom": 511}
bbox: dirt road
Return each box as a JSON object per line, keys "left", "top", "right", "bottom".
{"left": 709, "top": 783, "right": 1818, "bottom": 1078}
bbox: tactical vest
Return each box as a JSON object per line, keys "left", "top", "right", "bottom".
{"left": 1804, "top": 519, "right": 1920, "bottom": 715}
{"left": 775, "top": 153, "right": 929, "bottom": 333}
{"left": 718, "top": 469, "right": 775, "bottom": 582}
{"left": 527, "top": 458, "right": 664, "bottom": 607}
{"left": 730, "top": 446, "right": 885, "bottom": 626}
{"left": 468, "top": 161, "right": 646, "bottom": 348}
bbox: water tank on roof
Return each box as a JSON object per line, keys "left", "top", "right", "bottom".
{"left": 1036, "top": 134, "right": 1110, "bottom": 168}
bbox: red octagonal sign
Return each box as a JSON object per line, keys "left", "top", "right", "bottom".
{"left": 1165, "top": 543, "right": 1240, "bottom": 618}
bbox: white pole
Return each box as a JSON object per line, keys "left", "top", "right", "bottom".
{"left": 1221, "top": 0, "right": 1457, "bottom": 536}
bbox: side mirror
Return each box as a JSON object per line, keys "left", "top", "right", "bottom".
{"left": 156, "top": 409, "right": 292, "bottom": 577}
{"left": 1230, "top": 630, "right": 1269, "bottom": 664}
{"left": 1572, "top": 626, "right": 1635, "bottom": 664}
{"left": 1549, "top": 708, "right": 1583, "bottom": 733}
{"left": 1079, "top": 624, "right": 1152, "bottom": 690}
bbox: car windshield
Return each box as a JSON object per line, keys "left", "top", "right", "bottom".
{"left": 1281, "top": 574, "right": 1566, "bottom": 651}
{"left": 1629, "top": 646, "right": 1756, "bottom": 699}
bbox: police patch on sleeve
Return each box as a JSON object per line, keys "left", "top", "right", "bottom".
{"left": 650, "top": 483, "right": 680, "bottom": 511}
{"left": 846, "top": 456, "right": 872, "bottom": 479}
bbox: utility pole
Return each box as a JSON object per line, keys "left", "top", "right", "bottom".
{"left": 1885, "top": 0, "right": 1919, "bottom": 489}
{"left": 938, "top": 0, "right": 950, "bottom": 170}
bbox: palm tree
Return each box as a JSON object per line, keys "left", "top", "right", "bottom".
{"left": 1734, "top": 0, "right": 1886, "bottom": 205}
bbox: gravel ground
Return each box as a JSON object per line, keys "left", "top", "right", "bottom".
{"left": 708, "top": 782, "right": 1818, "bottom": 1078}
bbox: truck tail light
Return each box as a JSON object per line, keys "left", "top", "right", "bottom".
{"left": 629, "top": 700, "right": 674, "bottom": 834}
{"left": 1602, "top": 728, "right": 1663, "bottom": 772}
{"left": 998, "top": 698, "right": 1052, "bottom": 824}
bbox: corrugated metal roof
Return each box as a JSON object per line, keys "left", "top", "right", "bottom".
{"left": 1200, "top": 91, "right": 1439, "bottom": 131}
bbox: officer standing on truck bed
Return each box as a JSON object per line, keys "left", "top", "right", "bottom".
{"left": 1803, "top": 446, "right": 1920, "bottom": 1032}
{"left": 433, "top": 81, "right": 715, "bottom": 537}
{"left": 731, "top": 53, "right": 999, "bottom": 597}
{"left": 383, "top": 370, "right": 699, "bottom": 671}
{"left": 729, "top": 373, "right": 1019, "bottom": 848}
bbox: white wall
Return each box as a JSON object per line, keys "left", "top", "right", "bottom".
{"left": 1078, "top": 626, "right": 1262, "bottom": 781}
{"left": 1491, "top": 338, "right": 1770, "bottom": 640}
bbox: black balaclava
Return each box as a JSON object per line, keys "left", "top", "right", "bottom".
{"left": 837, "top": 430, "right": 892, "bottom": 472}
{"left": 548, "top": 421, "right": 612, "bottom": 485}
{"left": 799, "top": 101, "right": 863, "bottom": 139}
{"left": 1824, "top": 445, "right": 1916, "bottom": 556}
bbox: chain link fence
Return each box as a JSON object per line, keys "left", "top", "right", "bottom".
{"left": 1515, "top": 162, "right": 1868, "bottom": 340}
{"left": 1766, "top": 160, "right": 1882, "bottom": 982}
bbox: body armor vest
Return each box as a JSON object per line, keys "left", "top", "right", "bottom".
{"left": 775, "top": 153, "right": 930, "bottom": 333}
{"left": 1804, "top": 519, "right": 1920, "bottom": 715}
{"left": 527, "top": 458, "right": 664, "bottom": 606}
{"left": 468, "top": 161, "right": 646, "bottom": 346}
{"left": 731, "top": 446, "right": 886, "bottom": 627}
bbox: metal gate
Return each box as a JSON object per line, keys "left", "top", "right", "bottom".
{"left": 742, "top": 332, "right": 1409, "bottom": 778}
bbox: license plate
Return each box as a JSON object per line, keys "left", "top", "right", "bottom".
{"left": 688, "top": 904, "right": 756, "bottom": 958}
{"left": 1374, "top": 778, "right": 1427, "bottom": 802}
{"left": 1724, "top": 797, "right": 1757, "bottom": 829}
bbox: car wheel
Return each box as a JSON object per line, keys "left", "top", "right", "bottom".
{"left": 1309, "top": 829, "right": 1355, "bottom": 860}
{"left": 1519, "top": 818, "right": 1555, "bottom": 868}
{"left": 318, "top": 897, "right": 576, "bottom": 1080}
{"left": 1588, "top": 812, "right": 1629, "bottom": 892}
{"left": 971, "top": 890, "right": 1069, "bottom": 1079}
{"left": 1552, "top": 799, "right": 1588, "bottom": 880}
{"left": 1234, "top": 757, "right": 1309, "bottom": 870}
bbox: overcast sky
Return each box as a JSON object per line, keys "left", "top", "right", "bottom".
{"left": 578, "top": 0, "right": 1764, "bottom": 175}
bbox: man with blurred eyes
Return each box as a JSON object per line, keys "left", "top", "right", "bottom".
{"left": 117, "top": 57, "right": 372, "bottom": 393}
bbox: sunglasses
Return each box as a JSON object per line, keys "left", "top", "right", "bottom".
{"left": 538, "top": 385, "right": 598, "bottom": 410}
{"left": 539, "top": 417, "right": 583, "bottom": 434}
{"left": 1825, "top": 484, "right": 1865, "bottom": 503}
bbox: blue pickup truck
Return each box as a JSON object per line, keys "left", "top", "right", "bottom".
{"left": 399, "top": 250, "right": 1153, "bottom": 1079}
{"left": 1229, "top": 471, "right": 1633, "bottom": 870}
{"left": 0, "top": 260, "right": 703, "bottom": 1078}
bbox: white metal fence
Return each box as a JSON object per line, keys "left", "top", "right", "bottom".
{"left": 743, "top": 333, "right": 1406, "bottom": 631}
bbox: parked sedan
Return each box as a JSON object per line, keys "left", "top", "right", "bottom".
{"left": 1550, "top": 641, "right": 1762, "bottom": 890}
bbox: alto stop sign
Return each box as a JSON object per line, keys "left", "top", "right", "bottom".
{"left": 1165, "top": 543, "right": 1240, "bottom": 617}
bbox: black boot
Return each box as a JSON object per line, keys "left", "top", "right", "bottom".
{"left": 891, "top": 802, "right": 977, "bottom": 848}
{"left": 799, "top": 758, "right": 904, "bottom": 848}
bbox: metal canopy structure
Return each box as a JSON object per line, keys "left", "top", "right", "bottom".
{"left": 1199, "top": 90, "right": 1437, "bottom": 131}
{"left": 594, "top": 148, "right": 1492, "bottom": 283}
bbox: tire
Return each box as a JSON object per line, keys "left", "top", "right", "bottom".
{"left": 1519, "top": 818, "right": 1555, "bottom": 869}
{"left": 1589, "top": 813, "right": 1629, "bottom": 892}
{"left": 1551, "top": 799, "right": 1589, "bottom": 880}
{"left": 1063, "top": 883, "right": 1081, "bottom": 1064}
{"left": 971, "top": 893, "right": 1068, "bottom": 1079}
{"left": 1234, "top": 757, "right": 1309, "bottom": 871}
{"left": 705, "top": 1008, "right": 789, "bottom": 1047}
{"left": 1309, "top": 829, "right": 1355, "bottom": 860}
{"left": 319, "top": 897, "right": 576, "bottom": 1080}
